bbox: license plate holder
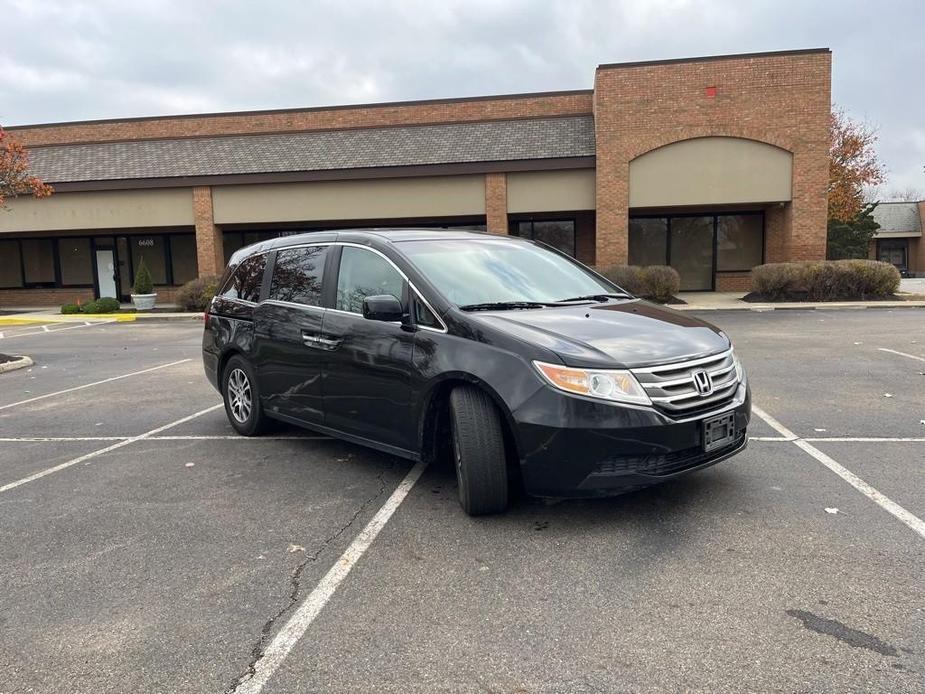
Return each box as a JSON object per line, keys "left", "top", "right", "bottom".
{"left": 703, "top": 412, "right": 736, "bottom": 452}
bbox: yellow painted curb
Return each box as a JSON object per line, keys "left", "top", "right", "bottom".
{"left": 0, "top": 314, "right": 137, "bottom": 326}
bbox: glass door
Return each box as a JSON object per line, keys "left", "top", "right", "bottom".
{"left": 670, "top": 217, "right": 714, "bottom": 291}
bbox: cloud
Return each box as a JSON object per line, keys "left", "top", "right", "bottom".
{"left": 1, "top": 0, "right": 922, "bottom": 191}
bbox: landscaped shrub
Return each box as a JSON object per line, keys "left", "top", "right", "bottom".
{"left": 598, "top": 265, "right": 645, "bottom": 296}
{"left": 175, "top": 275, "right": 221, "bottom": 312}
{"left": 640, "top": 266, "right": 680, "bottom": 303}
{"left": 60, "top": 303, "right": 82, "bottom": 315}
{"left": 133, "top": 258, "right": 154, "bottom": 295}
{"left": 750, "top": 260, "right": 899, "bottom": 301}
{"left": 93, "top": 297, "right": 121, "bottom": 313}
{"left": 751, "top": 263, "right": 801, "bottom": 300}
{"left": 598, "top": 265, "right": 680, "bottom": 302}
{"left": 79, "top": 300, "right": 99, "bottom": 314}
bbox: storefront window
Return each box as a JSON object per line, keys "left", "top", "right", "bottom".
{"left": 716, "top": 215, "right": 763, "bottom": 271}
{"left": 131, "top": 236, "right": 168, "bottom": 285}
{"left": 170, "top": 235, "right": 199, "bottom": 284}
{"left": 628, "top": 218, "right": 668, "bottom": 266}
{"left": 21, "top": 239, "right": 56, "bottom": 285}
{"left": 58, "top": 238, "right": 94, "bottom": 285}
{"left": 0, "top": 240, "right": 24, "bottom": 288}
{"left": 512, "top": 220, "right": 576, "bottom": 256}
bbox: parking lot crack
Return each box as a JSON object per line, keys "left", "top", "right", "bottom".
{"left": 225, "top": 462, "right": 396, "bottom": 694}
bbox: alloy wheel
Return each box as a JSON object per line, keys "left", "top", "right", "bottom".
{"left": 227, "top": 368, "right": 252, "bottom": 423}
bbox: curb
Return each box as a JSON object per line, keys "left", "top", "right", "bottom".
{"left": 677, "top": 303, "right": 925, "bottom": 312}
{"left": 0, "top": 355, "right": 34, "bottom": 374}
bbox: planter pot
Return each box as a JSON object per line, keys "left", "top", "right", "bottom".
{"left": 131, "top": 293, "right": 157, "bottom": 311}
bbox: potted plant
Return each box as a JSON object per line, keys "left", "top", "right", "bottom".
{"left": 131, "top": 258, "right": 157, "bottom": 311}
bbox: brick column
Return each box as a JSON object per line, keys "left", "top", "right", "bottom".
{"left": 485, "top": 173, "right": 508, "bottom": 235}
{"left": 764, "top": 203, "right": 791, "bottom": 263}
{"left": 914, "top": 202, "right": 925, "bottom": 274}
{"left": 193, "top": 186, "right": 224, "bottom": 276}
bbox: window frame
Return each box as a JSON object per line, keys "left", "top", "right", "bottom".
{"left": 217, "top": 251, "right": 268, "bottom": 305}
{"left": 627, "top": 211, "right": 766, "bottom": 288}
{"left": 0, "top": 231, "right": 198, "bottom": 296}
{"left": 266, "top": 244, "right": 329, "bottom": 308}
{"left": 261, "top": 241, "right": 447, "bottom": 333}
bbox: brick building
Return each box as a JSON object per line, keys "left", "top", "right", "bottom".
{"left": 869, "top": 201, "right": 925, "bottom": 275}
{"left": 0, "top": 48, "right": 832, "bottom": 306}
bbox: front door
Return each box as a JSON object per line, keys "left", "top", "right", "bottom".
{"left": 321, "top": 245, "right": 415, "bottom": 452}
{"left": 95, "top": 249, "right": 118, "bottom": 299}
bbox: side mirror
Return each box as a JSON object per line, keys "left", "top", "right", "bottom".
{"left": 362, "top": 294, "right": 403, "bottom": 322}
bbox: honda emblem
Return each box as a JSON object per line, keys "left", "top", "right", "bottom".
{"left": 692, "top": 370, "right": 713, "bottom": 396}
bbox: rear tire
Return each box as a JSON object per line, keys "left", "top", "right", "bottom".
{"left": 449, "top": 385, "right": 509, "bottom": 515}
{"left": 222, "top": 355, "right": 269, "bottom": 436}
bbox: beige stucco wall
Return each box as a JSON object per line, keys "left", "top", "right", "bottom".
{"left": 0, "top": 189, "right": 194, "bottom": 233}
{"left": 506, "top": 169, "right": 596, "bottom": 213}
{"left": 213, "top": 175, "right": 485, "bottom": 224}
{"left": 629, "top": 137, "right": 793, "bottom": 208}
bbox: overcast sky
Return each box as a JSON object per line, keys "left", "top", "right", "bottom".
{"left": 2, "top": 0, "right": 923, "bottom": 196}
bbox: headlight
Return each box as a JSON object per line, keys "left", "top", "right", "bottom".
{"left": 533, "top": 361, "right": 651, "bottom": 406}
{"left": 732, "top": 349, "right": 745, "bottom": 382}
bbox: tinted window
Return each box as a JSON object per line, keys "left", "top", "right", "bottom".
{"left": 221, "top": 253, "right": 266, "bottom": 303}
{"left": 414, "top": 297, "right": 442, "bottom": 330}
{"left": 131, "top": 235, "right": 167, "bottom": 285}
{"left": 336, "top": 247, "right": 404, "bottom": 314}
{"left": 716, "top": 214, "right": 763, "bottom": 271}
{"left": 269, "top": 246, "right": 327, "bottom": 306}
{"left": 58, "top": 238, "right": 94, "bottom": 285}
{"left": 512, "top": 220, "right": 575, "bottom": 256}
{"left": 170, "top": 235, "right": 199, "bottom": 285}
{"left": 0, "top": 240, "right": 23, "bottom": 288}
{"left": 400, "top": 239, "right": 615, "bottom": 306}
{"left": 21, "top": 239, "right": 55, "bottom": 284}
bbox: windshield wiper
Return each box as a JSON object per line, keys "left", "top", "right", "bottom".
{"left": 458, "top": 301, "right": 548, "bottom": 311}
{"left": 555, "top": 293, "right": 633, "bottom": 303}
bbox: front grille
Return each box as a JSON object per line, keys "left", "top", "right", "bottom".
{"left": 631, "top": 349, "right": 739, "bottom": 415}
{"left": 594, "top": 432, "right": 746, "bottom": 477}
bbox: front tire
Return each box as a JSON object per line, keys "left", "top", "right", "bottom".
{"left": 449, "top": 385, "right": 509, "bottom": 515}
{"left": 222, "top": 355, "right": 269, "bottom": 436}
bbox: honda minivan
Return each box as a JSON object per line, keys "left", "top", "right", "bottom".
{"left": 203, "top": 229, "right": 750, "bottom": 515}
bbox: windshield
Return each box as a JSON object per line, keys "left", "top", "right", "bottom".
{"left": 399, "top": 238, "right": 623, "bottom": 307}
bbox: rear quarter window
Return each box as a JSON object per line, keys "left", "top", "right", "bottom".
{"left": 220, "top": 253, "right": 266, "bottom": 303}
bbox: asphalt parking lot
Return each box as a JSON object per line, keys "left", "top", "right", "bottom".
{"left": 1, "top": 309, "right": 924, "bottom": 693}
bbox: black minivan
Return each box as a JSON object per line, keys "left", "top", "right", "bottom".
{"left": 203, "top": 229, "right": 750, "bottom": 515}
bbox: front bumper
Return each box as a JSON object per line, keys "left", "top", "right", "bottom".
{"left": 511, "top": 381, "right": 751, "bottom": 497}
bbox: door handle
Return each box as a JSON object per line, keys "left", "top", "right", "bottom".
{"left": 316, "top": 335, "right": 342, "bottom": 349}
{"left": 301, "top": 332, "right": 341, "bottom": 350}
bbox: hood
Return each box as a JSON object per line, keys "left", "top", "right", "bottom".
{"left": 472, "top": 299, "right": 730, "bottom": 369}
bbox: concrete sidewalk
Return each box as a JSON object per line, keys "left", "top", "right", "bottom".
{"left": 0, "top": 304, "right": 200, "bottom": 325}
{"left": 674, "top": 292, "right": 925, "bottom": 311}
{"left": 2, "top": 295, "right": 924, "bottom": 324}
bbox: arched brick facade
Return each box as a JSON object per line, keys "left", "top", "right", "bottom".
{"left": 593, "top": 50, "right": 831, "bottom": 271}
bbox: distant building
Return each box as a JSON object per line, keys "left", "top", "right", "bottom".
{"left": 871, "top": 202, "right": 925, "bottom": 276}
{"left": 1, "top": 48, "right": 832, "bottom": 306}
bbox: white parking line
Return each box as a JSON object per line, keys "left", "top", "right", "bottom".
{"left": 804, "top": 437, "right": 925, "bottom": 443}
{"left": 0, "top": 435, "right": 333, "bottom": 442}
{"left": 0, "top": 359, "right": 191, "bottom": 411}
{"left": 752, "top": 405, "right": 925, "bottom": 541}
{"left": 0, "top": 404, "right": 222, "bottom": 494}
{"left": 233, "top": 460, "right": 428, "bottom": 694}
{"left": 878, "top": 347, "right": 925, "bottom": 363}
{"left": 0, "top": 320, "right": 115, "bottom": 340}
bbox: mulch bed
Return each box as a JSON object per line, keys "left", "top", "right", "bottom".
{"left": 0, "top": 354, "right": 17, "bottom": 364}
{"left": 742, "top": 292, "right": 904, "bottom": 303}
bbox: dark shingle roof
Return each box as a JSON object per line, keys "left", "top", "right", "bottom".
{"left": 28, "top": 116, "right": 595, "bottom": 184}
{"left": 872, "top": 202, "right": 921, "bottom": 234}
